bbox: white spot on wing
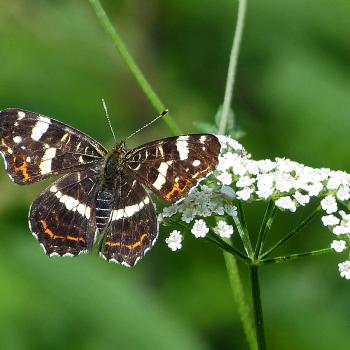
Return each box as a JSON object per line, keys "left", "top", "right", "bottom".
{"left": 158, "top": 162, "right": 168, "bottom": 177}
{"left": 17, "top": 111, "right": 25, "bottom": 119}
{"left": 55, "top": 192, "right": 91, "bottom": 219}
{"left": 192, "top": 159, "right": 201, "bottom": 167}
{"left": 111, "top": 196, "right": 149, "bottom": 221}
{"left": 39, "top": 147, "right": 56, "bottom": 174}
{"left": 13, "top": 136, "right": 22, "bottom": 143}
{"left": 200, "top": 135, "right": 207, "bottom": 143}
{"left": 176, "top": 136, "right": 189, "bottom": 160}
{"left": 31, "top": 118, "right": 50, "bottom": 141}
{"left": 26, "top": 156, "right": 31, "bottom": 162}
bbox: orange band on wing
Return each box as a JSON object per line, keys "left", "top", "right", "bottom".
{"left": 105, "top": 233, "right": 148, "bottom": 250}
{"left": 40, "top": 219, "right": 85, "bottom": 242}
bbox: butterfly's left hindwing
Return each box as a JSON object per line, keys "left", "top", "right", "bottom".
{"left": 0, "top": 108, "right": 106, "bottom": 184}
{"left": 100, "top": 173, "right": 158, "bottom": 267}
{"left": 29, "top": 166, "right": 100, "bottom": 256}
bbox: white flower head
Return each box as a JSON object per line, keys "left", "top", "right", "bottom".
{"left": 236, "top": 187, "right": 254, "bottom": 201}
{"left": 331, "top": 240, "right": 346, "bottom": 253}
{"left": 165, "top": 230, "right": 183, "bottom": 251}
{"left": 338, "top": 261, "right": 350, "bottom": 279}
{"left": 321, "top": 195, "right": 338, "bottom": 214}
{"left": 275, "top": 196, "right": 296, "bottom": 212}
{"left": 217, "top": 171, "right": 232, "bottom": 185}
{"left": 224, "top": 204, "right": 238, "bottom": 217}
{"left": 321, "top": 215, "right": 340, "bottom": 227}
{"left": 293, "top": 191, "right": 310, "bottom": 206}
{"left": 214, "top": 220, "right": 234, "bottom": 238}
{"left": 191, "top": 219, "right": 209, "bottom": 238}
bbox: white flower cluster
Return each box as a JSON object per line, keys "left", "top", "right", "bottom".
{"left": 162, "top": 135, "right": 350, "bottom": 279}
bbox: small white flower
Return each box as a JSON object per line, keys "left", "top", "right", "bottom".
{"left": 191, "top": 219, "right": 209, "bottom": 238}
{"left": 236, "top": 187, "right": 254, "bottom": 201}
{"left": 321, "top": 195, "right": 338, "bottom": 214}
{"left": 165, "top": 230, "right": 183, "bottom": 251}
{"left": 275, "top": 196, "right": 296, "bottom": 212}
{"left": 224, "top": 204, "right": 238, "bottom": 217}
{"left": 331, "top": 240, "right": 346, "bottom": 252}
{"left": 337, "top": 185, "right": 350, "bottom": 201}
{"left": 293, "top": 191, "right": 310, "bottom": 206}
{"left": 181, "top": 207, "right": 196, "bottom": 223}
{"left": 214, "top": 220, "right": 234, "bottom": 238}
{"left": 162, "top": 204, "right": 179, "bottom": 218}
{"left": 333, "top": 225, "right": 350, "bottom": 235}
{"left": 236, "top": 175, "right": 255, "bottom": 188}
{"left": 307, "top": 182, "right": 323, "bottom": 197}
{"left": 338, "top": 261, "right": 350, "bottom": 279}
{"left": 321, "top": 215, "right": 340, "bottom": 226}
{"left": 258, "top": 159, "right": 276, "bottom": 173}
{"left": 217, "top": 171, "right": 232, "bottom": 185}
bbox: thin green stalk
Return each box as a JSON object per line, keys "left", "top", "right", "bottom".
{"left": 260, "top": 205, "right": 321, "bottom": 259}
{"left": 262, "top": 247, "right": 334, "bottom": 265}
{"left": 250, "top": 266, "right": 266, "bottom": 350}
{"left": 236, "top": 202, "right": 254, "bottom": 257}
{"left": 233, "top": 214, "right": 254, "bottom": 257}
{"left": 218, "top": 0, "right": 247, "bottom": 134}
{"left": 205, "top": 234, "right": 249, "bottom": 263}
{"left": 89, "top": 0, "right": 182, "bottom": 135}
{"left": 224, "top": 254, "right": 258, "bottom": 350}
{"left": 254, "top": 200, "right": 276, "bottom": 258}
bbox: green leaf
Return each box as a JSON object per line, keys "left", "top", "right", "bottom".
{"left": 193, "top": 121, "right": 218, "bottom": 134}
{"left": 215, "top": 105, "right": 235, "bottom": 131}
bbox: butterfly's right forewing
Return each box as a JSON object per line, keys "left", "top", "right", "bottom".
{"left": 0, "top": 108, "right": 106, "bottom": 184}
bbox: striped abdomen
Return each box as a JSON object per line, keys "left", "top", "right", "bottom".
{"left": 95, "top": 189, "right": 113, "bottom": 232}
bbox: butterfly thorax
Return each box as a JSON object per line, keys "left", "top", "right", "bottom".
{"left": 96, "top": 141, "right": 128, "bottom": 232}
{"left": 103, "top": 141, "right": 127, "bottom": 183}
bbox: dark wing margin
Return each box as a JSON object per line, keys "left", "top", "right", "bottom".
{"left": 0, "top": 108, "right": 106, "bottom": 184}
{"left": 29, "top": 166, "right": 100, "bottom": 257}
{"left": 125, "top": 134, "right": 221, "bottom": 203}
{"left": 99, "top": 173, "right": 158, "bottom": 267}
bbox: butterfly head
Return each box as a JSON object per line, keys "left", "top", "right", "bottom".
{"left": 114, "top": 140, "right": 127, "bottom": 159}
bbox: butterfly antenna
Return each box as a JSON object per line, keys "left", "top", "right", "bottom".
{"left": 125, "top": 109, "right": 168, "bottom": 141}
{"left": 102, "top": 99, "right": 116, "bottom": 142}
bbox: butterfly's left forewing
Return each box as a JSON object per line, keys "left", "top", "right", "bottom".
{"left": 125, "top": 134, "right": 221, "bottom": 203}
{"left": 0, "top": 108, "right": 106, "bottom": 184}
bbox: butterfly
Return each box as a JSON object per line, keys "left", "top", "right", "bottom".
{"left": 0, "top": 108, "right": 221, "bottom": 266}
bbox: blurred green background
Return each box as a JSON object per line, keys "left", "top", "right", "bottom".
{"left": 0, "top": 0, "right": 350, "bottom": 349}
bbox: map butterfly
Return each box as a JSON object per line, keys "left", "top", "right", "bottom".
{"left": 0, "top": 108, "right": 220, "bottom": 266}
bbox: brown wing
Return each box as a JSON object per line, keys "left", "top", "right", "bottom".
{"left": 125, "top": 134, "right": 220, "bottom": 202}
{"left": 99, "top": 173, "right": 158, "bottom": 267}
{"left": 29, "top": 165, "right": 101, "bottom": 256}
{"left": 0, "top": 108, "right": 106, "bottom": 184}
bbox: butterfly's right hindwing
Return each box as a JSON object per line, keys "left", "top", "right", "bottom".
{"left": 29, "top": 166, "right": 101, "bottom": 256}
{"left": 0, "top": 108, "right": 107, "bottom": 184}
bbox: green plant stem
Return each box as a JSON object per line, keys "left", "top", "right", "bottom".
{"left": 235, "top": 202, "right": 254, "bottom": 257}
{"left": 260, "top": 205, "right": 321, "bottom": 259}
{"left": 218, "top": 0, "right": 247, "bottom": 134}
{"left": 89, "top": 0, "right": 182, "bottom": 135}
{"left": 206, "top": 232, "right": 250, "bottom": 263}
{"left": 254, "top": 200, "right": 276, "bottom": 258}
{"left": 250, "top": 266, "right": 266, "bottom": 350}
{"left": 261, "top": 247, "right": 334, "bottom": 265}
{"left": 224, "top": 254, "right": 258, "bottom": 350}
